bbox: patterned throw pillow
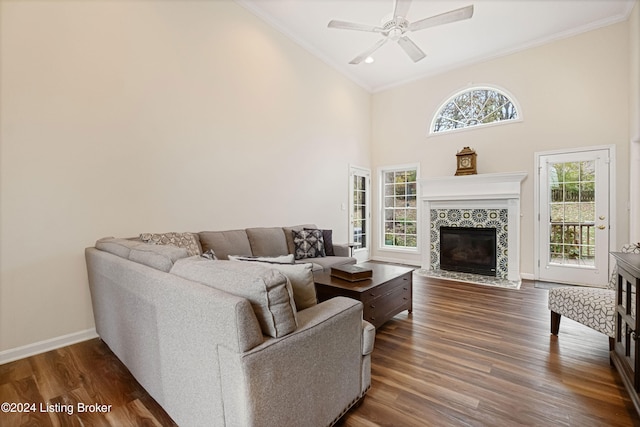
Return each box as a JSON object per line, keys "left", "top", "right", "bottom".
{"left": 140, "top": 232, "right": 201, "bottom": 257}
{"left": 201, "top": 249, "right": 217, "bottom": 260}
{"left": 293, "top": 229, "right": 325, "bottom": 260}
{"left": 305, "top": 228, "right": 334, "bottom": 256}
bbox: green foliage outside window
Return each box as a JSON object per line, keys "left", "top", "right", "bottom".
{"left": 548, "top": 161, "right": 596, "bottom": 262}
{"left": 383, "top": 168, "right": 418, "bottom": 249}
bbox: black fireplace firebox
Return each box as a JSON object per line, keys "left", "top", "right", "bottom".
{"left": 439, "top": 226, "right": 497, "bottom": 276}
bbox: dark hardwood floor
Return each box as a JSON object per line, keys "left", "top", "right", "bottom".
{"left": 2, "top": 275, "right": 639, "bottom": 426}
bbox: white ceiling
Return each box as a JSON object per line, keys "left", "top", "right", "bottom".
{"left": 237, "top": 0, "right": 635, "bottom": 92}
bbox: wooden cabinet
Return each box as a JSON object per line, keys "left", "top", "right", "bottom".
{"left": 611, "top": 252, "right": 640, "bottom": 415}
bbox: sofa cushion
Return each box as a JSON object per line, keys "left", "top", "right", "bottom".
{"left": 129, "top": 245, "right": 190, "bottom": 272}
{"left": 296, "top": 256, "right": 356, "bottom": 271}
{"left": 245, "top": 227, "right": 289, "bottom": 257}
{"left": 95, "top": 237, "right": 142, "bottom": 258}
{"left": 284, "top": 224, "right": 317, "bottom": 254}
{"left": 293, "top": 229, "right": 326, "bottom": 260}
{"left": 199, "top": 230, "right": 252, "bottom": 260}
{"left": 232, "top": 260, "right": 316, "bottom": 310}
{"left": 139, "top": 232, "right": 202, "bottom": 256}
{"left": 170, "top": 258, "right": 298, "bottom": 338}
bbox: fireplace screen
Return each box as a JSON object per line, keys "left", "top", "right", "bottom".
{"left": 440, "top": 226, "right": 497, "bottom": 276}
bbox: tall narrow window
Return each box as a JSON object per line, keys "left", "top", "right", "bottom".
{"left": 431, "top": 86, "right": 519, "bottom": 134}
{"left": 382, "top": 166, "right": 418, "bottom": 250}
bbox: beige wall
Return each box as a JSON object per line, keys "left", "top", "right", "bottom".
{"left": 371, "top": 22, "right": 631, "bottom": 271}
{"left": 0, "top": 1, "right": 371, "bottom": 352}
{"left": 1, "top": 0, "right": 636, "bottom": 356}
{"left": 630, "top": 0, "right": 640, "bottom": 242}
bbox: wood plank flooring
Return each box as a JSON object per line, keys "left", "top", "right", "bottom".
{"left": 2, "top": 275, "right": 640, "bottom": 426}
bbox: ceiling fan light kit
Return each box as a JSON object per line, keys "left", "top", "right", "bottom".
{"left": 328, "top": 1, "right": 474, "bottom": 65}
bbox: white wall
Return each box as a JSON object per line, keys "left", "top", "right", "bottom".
{"left": 0, "top": 1, "right": 371, "bottom": 353}
{"left": 371, "top": 21, "right": 630, "bottom": 271}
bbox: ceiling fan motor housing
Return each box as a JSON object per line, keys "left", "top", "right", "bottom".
{"left": 382, "top": 16, "right": 408, "bottom": 40}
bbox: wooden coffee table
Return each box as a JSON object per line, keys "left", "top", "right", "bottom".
{"left": 313, "top": 262, "right": 413, "bottom": 329}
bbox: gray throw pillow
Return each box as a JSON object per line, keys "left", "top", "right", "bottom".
{"left": 231, "top": 260, "right": 317, "bottom": 310}
{"left": 170, "top": 259, "right": 298, "bottom": 338}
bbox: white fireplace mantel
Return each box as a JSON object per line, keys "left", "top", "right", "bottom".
{"left": 420, "top": 171, "right": 527, "bottom": 201}
{"left": 419, "top": 172, "right": 527, "bottom": 282}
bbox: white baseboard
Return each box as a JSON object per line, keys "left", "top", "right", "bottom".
{"left": 520, "top": 272, "right": 535, "bottom": 280}
{"left": 0, "top": 328, "right": 98, "bottom": 365}
{"left": 370, "top": 256, "right": 422, "bottom": 267}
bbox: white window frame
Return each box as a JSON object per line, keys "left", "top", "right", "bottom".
{"left": 379, "top": 164, "right": 420, "bottom": 253}
{"left": 349, "top": 165, "right": 371, "bottom": 263}
{"left": 429, "top": 84, "right": 522, "bottom": 136}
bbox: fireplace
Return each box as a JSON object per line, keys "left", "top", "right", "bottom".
{"left": 419, "top": 172, "right": 527, "bottom": 284}
{"left": 439, "top": 226, "right": 497, "bottom": 276}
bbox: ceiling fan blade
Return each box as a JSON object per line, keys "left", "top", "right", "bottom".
{"left": 349, "top": 38, "right": 388, "bottom": 65}
{"left": 328, "top": 20, "right": 383, "bottom": 33}
{"left": 397, "top": 36, "right": 426, "bottom": 62}
{"left": 409, "top": 5, "right": 474, "bottom": 32}
{"left": 393, "top": 0, "right": 412, "bottom": 18}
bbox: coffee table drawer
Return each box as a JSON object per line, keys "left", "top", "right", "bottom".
{"left": 313, "top": 262, "right": 414, "bottom": 329}
{"left": 361, "top": 272, "right": 411, "bottom": 303}
{"left": 363, "top": 283, "right": 411, "bottom": 328}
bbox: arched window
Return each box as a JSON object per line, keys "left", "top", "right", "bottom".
{"left": 430, "top": 86, "right": 520, "bottom": 134}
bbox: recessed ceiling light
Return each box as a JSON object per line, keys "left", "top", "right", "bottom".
{"left": 364, "top": 56, "right": 374, "bottom": 64}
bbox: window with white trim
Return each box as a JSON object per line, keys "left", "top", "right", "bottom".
{"left": 381, "top": 166, "right": 418, "bottom": 250}
{"left": 431, "top": 86, "right": 519, "bottom": 134}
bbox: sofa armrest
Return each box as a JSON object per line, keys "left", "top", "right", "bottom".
{"left": 362, "top": 320, "right": 375, "bottom": 355}
{"left": 217, "top": 297, "right": 368, "bottom": 426}
{"left": 86, "top": 247, "right": 265, "bottom": 426}
{"left": 332, "top": 243, "right": 350, "bottom": 257}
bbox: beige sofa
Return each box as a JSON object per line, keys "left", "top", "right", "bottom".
{"left": 85, "top": 225, "right": 372, "bottom": 427}
{"left": 197, "top": 224, "right": 356, "bottom": 271}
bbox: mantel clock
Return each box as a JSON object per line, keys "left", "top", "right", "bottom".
{"left": 455, "top": 147, "right": 477, "bottom": 176}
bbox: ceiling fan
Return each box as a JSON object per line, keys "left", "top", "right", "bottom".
{"left": 328, "top": 0, "right": 474, "bottom": 65}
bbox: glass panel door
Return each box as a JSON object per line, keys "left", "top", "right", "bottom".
{"left": 353, "top": 174, "right": 367, "bottom": 249}
{"left": 548, "top": 160, "right": 596, "bottom": 266}
{"left": 538, "top": 149, "right": 610, "bottom": 286}
{"left": 349, "top": 166, "right": 370, "bottom": 262}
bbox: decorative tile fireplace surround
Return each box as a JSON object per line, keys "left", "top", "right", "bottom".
{"left": 418, "top": 172, "right": 527, "bottom": 287}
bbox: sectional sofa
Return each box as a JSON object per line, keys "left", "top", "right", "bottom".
{"left": 85, "top": 224, "right": 372, "bottom": 426}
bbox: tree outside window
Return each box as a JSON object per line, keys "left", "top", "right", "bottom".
{"left": 548, "top": 161, "right": 596, "bottom": 263}
{"left": 382, "top": 168, "right": 418, "bottom": 249}
{"left": 432, "top": 87, "right": 519, "bottom": 134}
